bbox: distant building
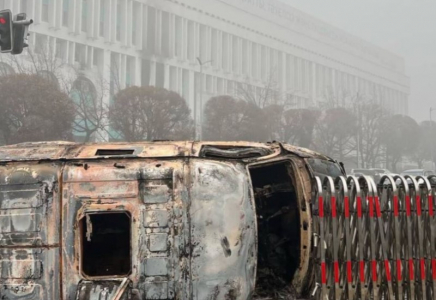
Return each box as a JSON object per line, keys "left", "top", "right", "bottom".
{"left": 0, "top": 0, "right": 409, "bottom": 140}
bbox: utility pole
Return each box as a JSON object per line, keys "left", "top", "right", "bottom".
{"left": 430, "top": 107, "right": 435, "bottom": 171}
{"left": 196, "top": 57, "right": 212, "bottom": 140}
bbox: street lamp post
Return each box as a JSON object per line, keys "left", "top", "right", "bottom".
{"left": 430, "top": 107, "right": 436, "bottom": 171}
{"left": 196, "top": 57, "right": 212, "bottom": 140}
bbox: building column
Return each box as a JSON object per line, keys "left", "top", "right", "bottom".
{"left": 68, "top": 0, "right": 77, "bottom": 34}
{"left": 96, "top": 49, "right": 112, "bottom": 142}
{"left": 121, "top": 0, "right": 128, "bottom": 46}
{"left": 279, "top": 52, "right": 286, "bottom": 98}
{"left": 126, "top": 0, "right": 133, "bottom": 48}
{"left": 92, "top": 0, "right": 99, "bottom": 39}
{"left": 68, "top": 41, "right": 75, "bottom": 65}
{"left": 149, "top": 61, "right": 156, "bottom": 86}
{"left": 120, "top": 54, "right": 126, "bottom": 90}
{"left": 188, "top": 70, "right": 195, "bottom": 117}
{"left": 135, "top": 3, "right": 143, "bottom": 50}
{"left": 74, "top": 0, "right": 81, "bottom": 35}
{"left": 32, "top": 0, "right": 41, "bottom": 25}
{"left": 164, "top": 64, "right": 170, "bottom": 90}
{"left": 110, "top": 0, "right": 117, "bottom": 43}
{"left": 311, "top": 62, "right": 317, "bottom": 104}
{"left": 134, "top": 56, "right": 142, "bottom": 86}
{"left": 48, "top": 0, "right": 57, "bottom": 28}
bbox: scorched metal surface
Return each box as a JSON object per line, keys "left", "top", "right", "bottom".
{"left": 0, "top": 141, "right": 340, "bottom": 300}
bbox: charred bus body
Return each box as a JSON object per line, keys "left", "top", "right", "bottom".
{"left": 0, "top": 141, "right": 344, "bottom": 300}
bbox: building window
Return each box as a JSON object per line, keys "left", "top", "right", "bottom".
{"left": 199, "top": 25, "right": 207, "bottom": 61}
{"left": 75, "top": 44, "right": 87, "bottom": 67}
{"left": 147, "top": 7, "right": 156, "bottom": 54}
{"left": 99, "top": 0, "right": 105, "bottom": 37}
{"left": 42, "top": 0, "right": 49, "bottom": 22}
{"left": 35, "top": 34, "right": 47, "bottom": 54}
{"left": 211, "top": 29, "right": 217, "bottom": 67}
{"left": 81, "top": 0, "right": 87, "bottom": 32}
{"left": 93, "top": 48, "right": 100, "bottom": 67}
{"left": 242, "top": 40, "right": 248, "bottom": 75}
{"left": 55, "top": 39, "right": 66, "bottom": 61}
{"left": 156, "top": 62, "right": 165, "bottom": 88}
{"left": 116, "top": 0, "right": 121, "bottom": 41}
{"left": 63, "top": 0, "right": 69, "bottom": 27}
{"left": 126, "top": 60, "right": 132, "bottom": 87}
{"left": 132, "top": 3, "right": 138, "bottom": 46}
{"left": 187, "top": 21, "right": 194, "bottom": 61}
{"left": 222, "top": 33, "right": 229, "bottom": 71}
{"left": 161, "top": 12, "right": 170, "bottom": 57}
{"left": 252, "top": 44, "right": 258, "bottom": 79}
{"left": 174, "top": 16, "right": 182, "bottom": 58}
{"left": 261, "top": 46, "right": 266, "bottom": 79}
{"left": 20, "top": 0, "right": 28, "bottom": 13}
{"left": 232, "top": 36, "right": 239, "bottom": 74}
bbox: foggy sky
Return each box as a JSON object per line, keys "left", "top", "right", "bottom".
{"left": 285, "top": 0, "right": 436, "bottom": 122}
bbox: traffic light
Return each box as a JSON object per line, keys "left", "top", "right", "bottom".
{"left": 0, "top": 9, "right": 13, "bottom": 53}
{"left": 12, "top": 13, "right": 30, "bottom": 55}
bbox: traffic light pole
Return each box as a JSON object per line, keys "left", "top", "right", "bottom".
{"left": 0, "top": 9, "right": 32, "bottom": 55}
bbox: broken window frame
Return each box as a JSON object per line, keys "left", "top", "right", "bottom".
{"left": 247, "top": 158, "right": 311, "bottom": 296}
{"left": 79, "top": 210, "right": 133, "bottom": 279}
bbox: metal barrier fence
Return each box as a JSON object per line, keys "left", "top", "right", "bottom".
{"left": 312, "top": 175, "right": 436, "bottom": 300}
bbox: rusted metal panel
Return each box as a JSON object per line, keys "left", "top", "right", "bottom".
{"left": 61, "top": 160, "right": 185, "bottom": 300}
{"left": 0, "top": 163, "right": 61, "bottom": 300}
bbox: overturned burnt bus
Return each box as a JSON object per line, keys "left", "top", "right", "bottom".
{"left": 0, "top": 141, "right": 344, "bottom": 300}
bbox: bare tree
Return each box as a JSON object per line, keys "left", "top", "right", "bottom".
{"left": 203, "top": 95, "right": 268, "bottom": 141}
{"left": 282, "top": 109, "right": 319, "bottom": 148}
{"left": 2, "top": 46, "right": 112, "bottom": 143}
{"left": 0, "top": 74, "right": 75, "bottom": 145}
{"left": 410, "top": 121, "right": 436, "bottom": 168}
{"left": 381, "top": 114, "right": 420, "bottom": 172}
{"left": 313, "top": 107, "right": 357, "bottom": 162}
{"left": 109, "top": 86, "right": 194, "bottom": 141}
{"left": 70, "top": 74, "right": 110, "bottom": 142}
{"left": 236, "top": 69, "right": 289, "bottom": 109}
{"left": 353, "top": 97, "right": 388, "bottom": 168}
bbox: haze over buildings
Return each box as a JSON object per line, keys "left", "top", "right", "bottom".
{"left": 0, "top": 0, "right": 410, "bottom": 140}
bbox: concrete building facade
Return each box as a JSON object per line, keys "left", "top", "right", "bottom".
{"left": 0, "top": 0, "right": 410, "bottom": 140}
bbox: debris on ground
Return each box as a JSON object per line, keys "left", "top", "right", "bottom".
{"left": 253, "top": 268, "right": 298, "bottom": 300}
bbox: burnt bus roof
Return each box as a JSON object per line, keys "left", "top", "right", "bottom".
{"left": 0, "top": 141, "right": 334, "bottom": 162}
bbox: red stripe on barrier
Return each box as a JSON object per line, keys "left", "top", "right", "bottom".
{"left": 394, "top": 195, "right": 399, "bottom": 217}
{"left": 357, "top": 196, "right": 362, "bottom": 218}
{"left": 344, "top": 196, "right": 350, "bottom": 218}
{"left": 347, "top": 261, "right": 353, "bottom": 283}
{"left": 417, "top": 195, "right": 422, "bottom": 216}
{"left": 375, "top": 196, "right": 382, "bottom": 217}
{"left": 369, "top": 196, "right": 374, "bottom": 218}
{"left": 429, "top": 195, "right": 434, "bottom": 217}
{"left": 372, "top": 260, "right": 377, "bottom": 282}
{"left": 321, "top": 262, "right": 327, "bottom": 284}
{"left": 433, "top": 259, "right": 436, "bottom": 280}
{"left": 397, "top": 259, "right": 402, "bottom": 281}
{"left": 360, "top": 261, "right": 365, "bottom": 283}
{"left": 409, "top": 259, "right": 414, "bottom": 280}
{"left": 319, "top": 196, "right": 324, "bottom": 218}
{"left": 331, "top": 196, "right": 337, "bottom": 218}
{"left": 406, "top": 195, "right": 411, "bottom": 216}
{"left": 421, "top": 259, "right": 426, "bottom": 280}
{"left": 385, "top": 260, "right": 392, "bottom": 282}
{"left": 334, "top": 262, "right": 340, "bottom": 283}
